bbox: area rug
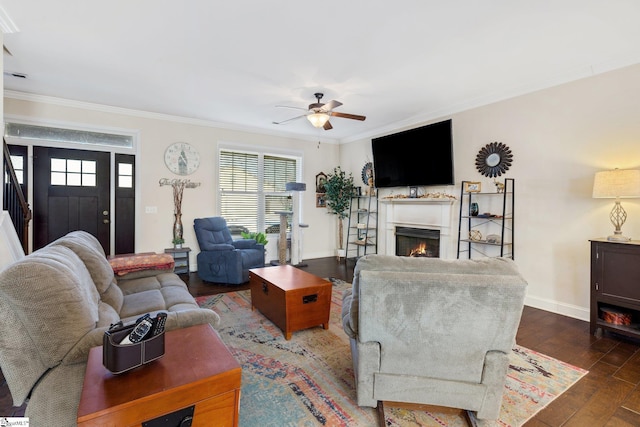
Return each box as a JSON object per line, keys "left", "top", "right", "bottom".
{"left": 196, "top": 280, "right": 587, "bottom": 427}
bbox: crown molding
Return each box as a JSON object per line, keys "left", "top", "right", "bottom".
{"left": 342, "top": 56, "right": 640, "bottom": 144}
{"left": 4, "top": 90, "right": 340, "bottom": 145}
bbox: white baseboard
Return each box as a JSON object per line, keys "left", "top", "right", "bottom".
{"left": 524, "top": 294, "right": 589, "bottom": 322}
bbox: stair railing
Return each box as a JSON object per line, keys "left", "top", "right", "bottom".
{"left": 2, "top": 139, "right": 31, "bottom": 253}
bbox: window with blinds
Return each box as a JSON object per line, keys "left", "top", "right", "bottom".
{"left": 219, "top": 149, "right": 299, "bottom": 234}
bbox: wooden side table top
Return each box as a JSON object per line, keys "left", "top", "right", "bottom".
{"left": 164, "top": 247, "right": 192, "bottom": 253}
{"left": 77, "top": 323, "right": 241, "bottom": 425}
{"left": 249, "top": 264, "right": 331, "bottom": 291}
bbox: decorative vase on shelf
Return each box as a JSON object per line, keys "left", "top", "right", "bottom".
{"left": 173, "top": 213, "right": 183, "bottom": 241}
{"left": 174, "top": 243, "right": 182, "bottom": 249}
{"left": 470, "top": 202, "right": 479, "bottom": 217}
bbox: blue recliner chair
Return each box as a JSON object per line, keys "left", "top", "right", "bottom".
{"left": 194, "top": 217, "right": 265, "bottom": 285}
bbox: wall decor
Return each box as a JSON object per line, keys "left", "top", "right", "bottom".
{"left": 164, "top": 142, "right": 200, "bottom": 175}
{"left": 159, "top": 178, "right": 201, "bottom": 243}
{"left": 475, "top": 142, "right": 513, "bottom": 178}
{"left": 464, "top": 182, "right": 482, "bottom": 193}
{"left": 315, "top": 172, "right": 327, "bottom": 193}
{"left": 316, "top": 193, "right": 326, "bottom": 208}
{"left": 361, "top": 162, "right": 374, "bottom": 186}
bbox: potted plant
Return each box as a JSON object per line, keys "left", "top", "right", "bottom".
{"left": 324, "top": 166, "right": 354, "bottom": 260}
{"left": 241, "top": 231, "right": 269, "bottom": 246}
{"left": 172, "top": 236, "right": 185, "bottom": 249}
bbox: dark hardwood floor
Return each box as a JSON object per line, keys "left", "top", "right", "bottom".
{"left": 2, "top": 257, "right": 640, "bottom": 425}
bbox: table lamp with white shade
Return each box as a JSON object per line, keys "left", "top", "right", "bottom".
{"left": 592, "top": 169, "right": 640, "bottom": 241}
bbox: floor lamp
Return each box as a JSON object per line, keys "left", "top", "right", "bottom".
{"left": 286, "top": 182, "right": 307, "bottom": 267}
{"left": 593, "top": 169, "right": 640, "bottom": 242}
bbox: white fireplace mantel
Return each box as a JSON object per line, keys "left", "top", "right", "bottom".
{"left": 378, "top": 198, "right": 457, "bottom": 259}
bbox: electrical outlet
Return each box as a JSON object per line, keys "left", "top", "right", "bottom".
{"left": 145, "top": 206, "right": 158, "bottom": 214}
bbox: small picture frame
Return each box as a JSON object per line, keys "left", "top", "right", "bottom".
{"left": 464, "top": 182, "right": 482, "bottom": 193}
{"left": 316, "top": 193, "right": 326, "bottom": 208}
{"left": 316, "top": 172, "right": 327, "bottom": 193}
{"left": 409, "top": 186, "right": 418, "bottom": 198}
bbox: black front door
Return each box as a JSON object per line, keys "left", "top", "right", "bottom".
{"left": 33, "top": 146, "right": 111, "bottom": 252}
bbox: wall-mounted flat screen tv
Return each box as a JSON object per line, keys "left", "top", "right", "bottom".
{"left": 372, "top": 119, "right": 454, "bottom": 188}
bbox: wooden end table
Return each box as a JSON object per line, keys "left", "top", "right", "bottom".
{"left": 249, "top": 265, "right": 332, "bottom": 340}
{"left": 77, "top": 323, "right": 241, "bottom": 427}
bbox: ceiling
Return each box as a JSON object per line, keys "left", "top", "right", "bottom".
{"left": 2, "top": 1, "right": 639, "bottom": 143}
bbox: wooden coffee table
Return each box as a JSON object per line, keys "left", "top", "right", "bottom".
{"left": 249, "top": 265, "right": 332, "bottom": 340}
{"left": 77, "top": 323, "right": 241, "bottom": 427}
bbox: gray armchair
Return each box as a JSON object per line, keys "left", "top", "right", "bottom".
{"left": 342, "top": 255, "right": 527, "bottom": 422}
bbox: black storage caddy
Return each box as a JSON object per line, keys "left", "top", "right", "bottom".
{"left": 103, "top": 322, "right": 165, "bottom": 374}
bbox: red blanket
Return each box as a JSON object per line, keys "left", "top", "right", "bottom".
{"left": 108, "top": 253, "right": 175, "bottom": 276}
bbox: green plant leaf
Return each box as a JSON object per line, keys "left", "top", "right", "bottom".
{"left": 241, "top": 231, "right": 268, "bottom": 245}
{"left": 324, "top": 166, "right": 354, "bottom": 219}
{"left": 324, "top": 166, "right": 355, "bottom": 249}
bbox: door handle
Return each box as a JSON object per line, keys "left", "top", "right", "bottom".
{"left": 103, "top": 219, "right": 110, "bottom": 224}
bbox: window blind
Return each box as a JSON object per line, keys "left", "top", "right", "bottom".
{"left": 219, "top": 149, "right": 297, "bottom": 233}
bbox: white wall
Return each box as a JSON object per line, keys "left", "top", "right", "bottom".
{"left": 339, "top": 63, "right": 640, "bottom": 321}
{"left": 4, "top": 97, "right": 343, "bottom": 267}
{"left": 4, "top": 63, "right": 639, "bottom": 320}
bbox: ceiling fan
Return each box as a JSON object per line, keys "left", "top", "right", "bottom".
{"left": 273, "top": 93, "right": 366, "bottom": 130}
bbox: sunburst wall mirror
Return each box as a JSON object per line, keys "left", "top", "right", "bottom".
{"left": 475, "top": 142, "right": 513, "bottom": 177}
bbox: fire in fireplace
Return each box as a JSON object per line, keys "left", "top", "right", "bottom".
{"left": 395, "top": 227, "right": 440, "bottom": 258}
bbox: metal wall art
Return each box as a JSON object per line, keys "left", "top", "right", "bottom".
{"left": 361, "top": 162, "right": 373, "bottom": 186}
{"left": 475, "top": 142, "right": 513, "bottom": 178}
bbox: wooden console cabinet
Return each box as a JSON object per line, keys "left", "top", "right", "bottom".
{"left": 590, "top": 239, "right": 640, "bottom": 339}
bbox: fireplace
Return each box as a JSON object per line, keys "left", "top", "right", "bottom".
{"left": 395, "top": 227, "right": 440, "bottom": 258}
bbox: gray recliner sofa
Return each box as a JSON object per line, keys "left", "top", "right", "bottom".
{"left": 342, "top": 254, "right": 527, "bottom": 421}
{"left": 0, "top": 231, "right": 220, "bottom": 426}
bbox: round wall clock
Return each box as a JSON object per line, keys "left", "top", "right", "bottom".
{"left": 164, "top": 142, "right": 200, "bottom": 175}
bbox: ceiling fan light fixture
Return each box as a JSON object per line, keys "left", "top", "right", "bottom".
{"left": 307, "top": 112, "right": 330, "bottom": 128}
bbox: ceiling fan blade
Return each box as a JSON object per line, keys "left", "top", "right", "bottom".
{"left": 272, "top": 114, "right": 306, "bottom": 125}
{"left": 321, "top": 100, "right": 343, "bottom": 111}
{"left": 323, "top": 121, "right": 333, "bottom": 130}
{"left": 330, "top": 111, "right": 366, "bottom": 121}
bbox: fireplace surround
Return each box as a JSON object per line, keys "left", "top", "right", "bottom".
{"left": 379, "top": 197, "right": 455, "bottom": 259}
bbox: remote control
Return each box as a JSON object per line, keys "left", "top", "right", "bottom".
{"left": 120, "top": 318, "right": 153, "bottom": 345}
{"left": 135, "top": 313, "right": 151, "bottom": 324}
{"left": 151, "top": 312, "right": 167, "bottom": 336}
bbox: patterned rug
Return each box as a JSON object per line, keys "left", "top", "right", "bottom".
{"left": 196, "top": 279, "right": 588, "bottom": 427}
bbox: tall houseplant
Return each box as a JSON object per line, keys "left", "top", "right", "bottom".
{"left": 324, "top": 166, "right": 354, "bottom": 258}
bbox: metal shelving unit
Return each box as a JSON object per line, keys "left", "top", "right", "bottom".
{"left": 345, "top": 195, "right": 378, "bottom": 260}
{"left": 457, "top": 178, "right": 514, "bottom": 259}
